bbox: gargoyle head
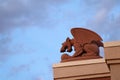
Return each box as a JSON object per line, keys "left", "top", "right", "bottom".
{"left": 60, "top": 37, "right": 73, "bottom": 52}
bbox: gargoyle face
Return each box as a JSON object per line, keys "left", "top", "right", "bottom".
{"left": 60, "top": 37, "right": 72, "bottom": 52}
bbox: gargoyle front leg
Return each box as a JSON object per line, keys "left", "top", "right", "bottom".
{"left": 72, "top": 43, "right": 83, "bottom": 57}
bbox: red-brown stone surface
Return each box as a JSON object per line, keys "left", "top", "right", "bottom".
{"left": 60, "top": 28, "right": 103, "bottom": 62}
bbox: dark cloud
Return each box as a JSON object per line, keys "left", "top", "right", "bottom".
{"left": 0, "top": 0, "right": 25, "bottom": 32}
{"left": 0, "top": 0, "right": 69, "bottom": 33}
{"left": 0, "top": 35, "right": 12, "bottom": 61}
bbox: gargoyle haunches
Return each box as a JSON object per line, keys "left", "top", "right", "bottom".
{"left": 60, "top": 28, "right": 103, "bottom": 62}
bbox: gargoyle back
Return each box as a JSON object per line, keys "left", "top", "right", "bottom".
{"left": 71, "top": 28, "right": 103, "bottom": 44}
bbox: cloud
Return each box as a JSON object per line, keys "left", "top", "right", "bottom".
{"left": 11, "top": 64, "right": 30, "bottom": 74}
{"left": 0, "top": 0, "right": 70, "bottom": 33}
{"left": 34, "top": 77, "right": 42, "bottom": 80}
{"left": 0, "top": 0, "right": 45, "bottom": 33}
{"left": 0, "top": 34, "right": 12, "bottom": 61}
{"left": 0, "top": 0, "right": 120, "bottom": 60}
{"left": 0, "top": 0, "right": 53, "bottom": 60}
{"left": 84, "top": 0, "right": 120, "bottom": 41}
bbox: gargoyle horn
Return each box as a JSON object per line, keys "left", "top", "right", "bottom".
{"left": 71, "top": 28, "right": 103, "bottom": 45}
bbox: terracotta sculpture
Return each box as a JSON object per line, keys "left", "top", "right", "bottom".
{"left": 60, "top": 28, "right": 103, "bottom": 62}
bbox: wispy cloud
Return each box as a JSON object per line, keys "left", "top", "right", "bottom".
{"left": 85, "top": 0, "right": 120, "bottom": 41}
{"left": 10, "top": 64, "right": 30, "bottom": 75}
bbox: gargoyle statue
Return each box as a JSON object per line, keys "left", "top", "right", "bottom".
{"left": 60, "top": 28, "right": 103, "bottom": 62}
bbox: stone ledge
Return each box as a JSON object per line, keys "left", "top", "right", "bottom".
{"left": 104, "top": 41, "right": 120, "bottom": 48}
{"left": 104, "top": 41, "right": 120, "bottom": 60}
{"left": 53, "top": 58, "right": 106, "bottom": 68}
{"left": 106, "top": 59, "right": 120, "bottom": 64}
{"left": 104, "top": 41, "right": 120, "bottom": 80}
{"left": 53, "top": 58, "right": 110, "bottom": 80}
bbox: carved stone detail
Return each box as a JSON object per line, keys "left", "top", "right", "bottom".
{"left": 60, "top": 28, "right": 103, "bottom": 62}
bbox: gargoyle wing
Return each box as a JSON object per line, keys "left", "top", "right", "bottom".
{"left": 71, "top": 28, "right": 103, "bottom": 45}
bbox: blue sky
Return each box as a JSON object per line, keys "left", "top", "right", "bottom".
{"left": 0, "top": 0, "right": 120, "bottom": 80}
